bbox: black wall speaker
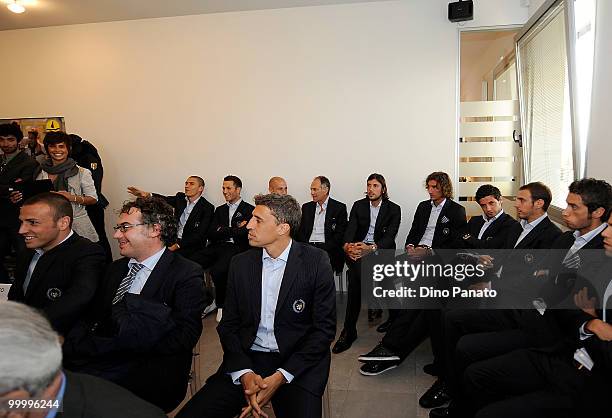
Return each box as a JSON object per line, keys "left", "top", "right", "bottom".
{"left": 448, "top": 0, "right": 474, "bottom": 23}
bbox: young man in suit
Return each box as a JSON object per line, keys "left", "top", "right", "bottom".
{"left": 177, "top": 193, "right": 336, "bottom": 418}
{"left": 332, "top": 173, "right": 401, "bottom": 354}
{"left": 198, "top": 175, "right": 254, "bottom": 322}
{"left": 0, "top": 301, "right": 167, "bottom": 418}
{"left": 268, "top": 176, "right": 288, "bottom": 195}
{"left": 298, "top": 175, "right": 348, "bottom": 274}
{"left": 127, "top": 175, "right": 215, "bottom": 260}
{"left": 359, "top": 172, "right": 466, "bottom": 372}
{"left": 63, "top": 197, "right": 205, "bottom": 413}
{"left": 7, "top": 192, "right": 106, "bottom": 336}
{"left": 463, "top": 178, "right": 612, "bottom": 418}
{"left": 0, "top": 122, "right": 38, "bottom": 282}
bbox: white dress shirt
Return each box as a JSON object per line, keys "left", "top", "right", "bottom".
{"left": 230, "top": 240, "right": 294, "bottom": 385}
{"left": 177, "top": 195, "right": 201, "bottom": 240}
{"left": 514, "top": 213, "right": 548, "bottom": 247}
{"left": 419, "top": 199, "right": 446, "bottom": 247}
{"left": 364, "top": 202, "right": 381, "bottom": 244}
{"left": 23, "top": 230, "right": 74, "bottom": 293}
{"left": 309, "top": 197, "right": 329, "bottom": 243}
{"left": 127, "top": 247, "right": 166, "bottom": 294}
{"left": 478, "top": 209, "right": 505, "bottom": 240}
{"left": 227, "top": 199, "right": 242, "bottom": 243}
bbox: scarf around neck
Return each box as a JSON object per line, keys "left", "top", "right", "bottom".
{"left": 37, "top": 157, "right": 79, "bottom": 192}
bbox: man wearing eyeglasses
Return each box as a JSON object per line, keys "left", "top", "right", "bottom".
{"left": 8, "top": 192, "right": 106, "bottom": 337}
{"left": 63, "top": 196, "right": 205, "bottom": 413}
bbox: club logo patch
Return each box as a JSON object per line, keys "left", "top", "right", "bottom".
{"left": 47, "top": 288, "right": 62, "bottom": 300}
{"left": 443, "top": 227, "right": 450, "bottom": 235}
{"left": 293, "top": 299, "right": 305, "bottom": 313}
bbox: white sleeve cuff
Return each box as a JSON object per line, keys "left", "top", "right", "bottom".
{"left": 229, "top": 369, "right": 253, "bottom": 385}
{"left": 579, "top": 322, "right": 594, "bottom": 341}
{"left": 277, "top": 368, "right": 294, "bottom": 383}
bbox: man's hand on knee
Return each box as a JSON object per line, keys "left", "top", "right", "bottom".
{"left": 240, "top": 372, "right": 268, "bottom": 418}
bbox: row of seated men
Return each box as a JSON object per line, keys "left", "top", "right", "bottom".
{"left": 3, "top": 165, "right": 612, "bottom": 418}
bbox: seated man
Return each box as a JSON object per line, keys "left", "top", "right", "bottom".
{"left": 196, "top": 175, "right": 254, "bottom": 322}
{"left": 177, "top": 194, "right": 336, "bottom": 418}
{"left": 0, "top": 121, "right": 38, "bottom": 282}
{"left": 8, "top": 192, "right": 106, "bottom": 337}
{"left": 268, "top": 176, "right": 288, "bottom": 195}
{"left": 63, "top": 197, "right": 205, "bottom": 413}
{"left": 298, "top": 175, "right": 348, "bottom": 274}
{"left": 127, "top": 175, "right": 215, "bottom": 260}
{"left": 0, "top": 301, "right": 166, "bottom": 418}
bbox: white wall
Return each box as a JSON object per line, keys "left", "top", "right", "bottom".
{"left": 585, "top": 0, "right": 611, "bottom": 183}
{"left": 0, "top": 0, "right": 527, "bottom": 256}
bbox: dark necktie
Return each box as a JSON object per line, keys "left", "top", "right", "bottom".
{"left": 113, "top": 263, "right": 144, "bottom": 304}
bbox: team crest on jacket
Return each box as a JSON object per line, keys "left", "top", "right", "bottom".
{"left": 47, "top": 288, "right": 62, "bottom": 300}
{"left": 293, "top": 299, "right": 305, "bottom": 313}
{"left": 443, "top": 227, "right": 450, "bottom": 235}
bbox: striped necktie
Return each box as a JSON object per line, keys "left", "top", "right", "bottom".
{"left": 113, "top": 263, "right": 144, "bottom": 304}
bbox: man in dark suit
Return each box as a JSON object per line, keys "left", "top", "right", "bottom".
{"left": 7, "top": 192, "right": 106, "bottom": 336}
{"left": 0, "top": 122, "right": 38, "bottom": 282}
{"left": 0, "top": 301, "right": 166, "bottom": 418}
{"left": 298, "top": 175, "right": 348, "bottom": 274}
{"left": 63, "top": 197, "right": 205, "bottom": 412}
{"left": 359, "top": 173, "right": 470, "bottom": 377}
{"left": 177, "top": 193, "right": 336, "bottom": 418}
{"left": 197, "top": 175, "right": 254, "bottom": 322}
{"left": 464, "top": 180, "right": 612, "bottom": 418}
{"left": 127, "top": 175, "right": 215, "bottom": 260}
{"left": 332, "top": 173, "right": 401, "bottom": 354}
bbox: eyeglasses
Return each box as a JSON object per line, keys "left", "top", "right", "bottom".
{"left": 113, "top": 223, "right": 146, "bottom": 233}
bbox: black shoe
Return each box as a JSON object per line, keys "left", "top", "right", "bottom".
{"left": 358, "top": 342, "right": 400, "bottom": 362}
{"left": 368, "top": 309, "right": 383, "bottom": 322}
{"left": 332, "top": 330, "right": 357, "bottom": 354}
{"left": 359, "top": 360, "right": 399, "bottom": 376}
{"left": 419, "top": 379, "right": 451, "bottom": 409}
{"left": 429, "top": 406, "right": 450, "bottom": 418}
{"left": 423, "top": 363, "right": 440, "bottom": 376}
{"left": 376, "top": 319, "right": 394, "bottom": 333}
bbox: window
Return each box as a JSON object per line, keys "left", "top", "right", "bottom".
{"left": 516, "top": 0, "right": 597, "bottom": 213}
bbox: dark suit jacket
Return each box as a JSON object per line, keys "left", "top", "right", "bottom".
{"left": 64, "top": 249, "right": 204, "bottom": 412}
{"left": 59, "top": 370, "right": 166, "bottom": 418}
{"left": 461, "top": 212, "right": 518, "bottom": 249}
{"left": 208, "top": 200, "right": 254, "bottom": 251}
{"left": 218, "top": 242, "right": 336, "bottom": 396}
{"left": 298, "top": 197, "right": 348, "bottom": 272}
{"left": 405, "top": 199, "right": 467, "bottom": 249}
{"left": 344, "top": 198, "right": 401, "bottom": 250}
{"left": 0, "top": 150, "right": 38, "bottom": 227}
{"left": 8, "top": 233, "right": 106, "bottom": 336}
{"left": 155, "top": 192, "right": 214, "bottom": 254}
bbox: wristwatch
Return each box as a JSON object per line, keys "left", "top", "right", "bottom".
{"left": 370, "top": 243, "right": 378, "bottom": 252}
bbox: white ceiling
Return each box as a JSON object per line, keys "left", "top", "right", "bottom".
{"left": 0, "top": 0, "right": 392, "bottom": 31}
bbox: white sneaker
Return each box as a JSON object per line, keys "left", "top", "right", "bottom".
{"left": 216, "top": 308, "right": 223, "bottom": 323}
{"left": 202, "top": 300, "right": 217, "bottom": 317}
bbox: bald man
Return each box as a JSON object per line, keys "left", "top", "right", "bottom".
{"left": 269, "top": 177, "right": 288, "bottom": 195}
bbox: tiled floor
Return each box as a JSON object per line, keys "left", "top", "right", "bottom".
{"left": 171, "top": 295, "right": 437, "bottom": 418}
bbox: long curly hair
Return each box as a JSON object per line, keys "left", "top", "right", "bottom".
{"left": 425, "top": 172, "right": 453, "bottom": 199}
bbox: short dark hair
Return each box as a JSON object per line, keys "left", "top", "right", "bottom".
{"left": 568, "top": 178, "right": 612, "bottom": 222}
{"left": 425, "top": 172, "right": 453, "bottom": 199}
{"left": 224, "top": 175, "right": 242, "bottom": 189}
{"left": 519, "top": 182, "right": 552, "bottom": 212}
{"left": 0, "top": 122, "right": 23, "bottom": 140}
{"left": 22, "top": 192, "right": 73, "bottom": 226}
{"left": 189, "top": 176, "right": 205, "bottom": 187}
{"left": 475, "top": 184, "right": 502, "bottom": 202}
{"left": 367, "top": 173, "right": 389, "bottom": 200}
{"left": 314, "top": 176, "right": 331, "bottom": 191}
{"left": 119, "top": 197, "right": 177, "bottom": 246}
{"left": 43, "top": 131, "right": 72, "bottom": 155}
{"left": 254, "top": 193, "right": 301, "bottom": 238}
